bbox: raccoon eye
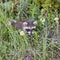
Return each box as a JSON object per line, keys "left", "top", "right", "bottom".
{"left": 26, "top": 29, "right": 30, "bottom": 31}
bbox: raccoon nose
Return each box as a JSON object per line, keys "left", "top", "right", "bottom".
{"left": 28, "top": 31, "right": 32, "bottom": 35}
{"left": 26, "top": 29, "right": 33, "bottom": 35}
{"left": 28, "top": 31, "right": 31, "bottom": 35}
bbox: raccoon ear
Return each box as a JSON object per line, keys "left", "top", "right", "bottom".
{"left": 23, "top": 22, "right": 28, "bottom": 25}
{"left": 33, "top": 21, "right": 37, "bottom": 25}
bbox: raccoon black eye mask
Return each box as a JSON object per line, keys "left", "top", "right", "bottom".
{"left": 9, "top": 20, "right": 37, "bottom": 35}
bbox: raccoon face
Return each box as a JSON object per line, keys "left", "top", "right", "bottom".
{"left": 23, "top": 20, "right": 37, "bottom": 35}
{"left": 9, "top": 20, "right": 37, "bottom": 35}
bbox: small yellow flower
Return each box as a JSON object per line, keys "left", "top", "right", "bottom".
{"left": 40, "top": 18, "right": 45, "bottom": 25}
{"left": 54, "top": 17, "right": 59, "bottom": 21}
{"left": 20, "top": 31, "right": 25, "bottom": 36}
{"left": 42, "top": 18, "right": 45, "bottom": 23}
{"left": 54, "top": 17, "right": 59, "bottom": 23}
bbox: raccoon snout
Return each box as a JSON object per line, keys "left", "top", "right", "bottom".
{"left": 27, "top": 31, "right": 32, "bottom": 35}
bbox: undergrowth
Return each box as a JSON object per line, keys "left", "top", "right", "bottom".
{"left": 0, "top": 0, "right": 60, "bottom": 60}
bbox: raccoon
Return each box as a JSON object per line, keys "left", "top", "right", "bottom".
{"left": 9, "top": 20, "right": 37, "bottom": 35}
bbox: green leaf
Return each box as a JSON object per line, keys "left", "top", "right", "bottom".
{"left": 0, "top": 56, "right": 2, "bottom": 60}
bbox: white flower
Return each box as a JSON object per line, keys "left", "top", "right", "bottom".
{"left": 54, "top": 17, "right": 59, "bottom": 23}
{"left": 20, "top": 31, "right": 25, "bottom": 36}
{"left": 40, "top": 18, "right": 45, "bottom": 25}
{"left": 54, "top": 17, "right": 59, "bottom": 21}
{"left": 42, "top": 18, "right": 45, "bottom": 23}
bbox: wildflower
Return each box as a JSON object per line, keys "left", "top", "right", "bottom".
{"left": 54, "top": 17, "right": 59, "bottom": 23}
{"left": 40, "top": 18, "right": 45, "bottom": 25}
{"left": 20, "top": 31, "right": 25, "bottom": 36}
